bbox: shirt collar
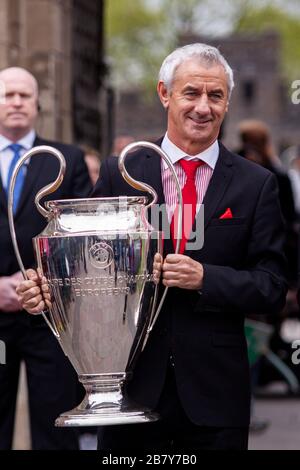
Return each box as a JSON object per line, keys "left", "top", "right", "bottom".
{"left": 0, "top": 129, "right": 36, "bottom": 151}
{"left": 161, "top": 133, "right": 219, "bottom": 170}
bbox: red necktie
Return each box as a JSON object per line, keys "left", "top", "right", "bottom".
{"left": 171, "top": 159, "right": 204, "bottom": 254}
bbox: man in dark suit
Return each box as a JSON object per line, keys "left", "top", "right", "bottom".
{"left": 18, "top": 44, "right": 287, "bottom": 450}
{"left": 0, "top": 67, "right": 92, "bottom": 449}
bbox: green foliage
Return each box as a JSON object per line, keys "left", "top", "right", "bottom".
{"left": 105, "top": 0, "right": 166, "bottom": 94}
{"left": 105, "top": 0, "right": 300, "bottom": 93}
{"left": 235, "top": 4, "right": 300, "bottom": 80}
{"left": 159, "top": 0, "right": 204, "bottom": 35}
{"left": 105, "top": 0, "right": 205, "bottom": 95}
{"left": 106, "top": 1, "right": 161, "bottom": 40}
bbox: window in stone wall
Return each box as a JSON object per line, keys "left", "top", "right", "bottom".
{"left": 242, "top": 80, "right": 256, "bottom": 105}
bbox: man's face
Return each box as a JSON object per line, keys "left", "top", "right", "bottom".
{"left": 0, "top": 69, "right": 38, "bottom": 139}
{"left": 158, "top": 60, "right": 229, "bottom": 154}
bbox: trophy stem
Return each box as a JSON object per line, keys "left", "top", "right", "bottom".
{"left": 55, "top": 373, "right": 159, "bottom": 427}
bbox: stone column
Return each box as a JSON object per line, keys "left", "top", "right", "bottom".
{"left": 1, "top": 0, "right": 72, "bottom": 142}
{"left": 22, "top": 0, "right": 72, "bottom": 141}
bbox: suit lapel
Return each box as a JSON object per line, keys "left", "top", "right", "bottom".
{"left": 202, "top": 142, "right": 234, "bottom": 230}
{"left": 185, "top": 142, "right": 234, "bottom": 256}
{"left": 15, "top": 136, "right": 45, "bottom": 217}
{"left": 0, "top": 178, "right": 8, "bottom": 213}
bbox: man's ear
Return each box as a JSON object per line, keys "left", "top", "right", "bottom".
{"left": 157, "top": 81, "right": 170, "bottom": 109}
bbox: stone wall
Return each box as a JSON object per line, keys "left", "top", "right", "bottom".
{"left": 0, "top": 0, "right": 104, "bottom": 148}
{"left": 114, "top": 90, "right": 167, "bottom": 143}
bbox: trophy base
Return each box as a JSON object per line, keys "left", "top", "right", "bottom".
{"left": 55, "top": 373, "right": 160, "bottom": 427}
{"left": 55, "top": 408, "right": 159, "bottom": 427}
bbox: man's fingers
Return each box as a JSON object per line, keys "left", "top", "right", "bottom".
{"left": 16, "top": 280, "right": 38, "bottom": 294}
{"left": 42, "top": 292, "right": 51, "bottom": 301}
{"left": 26, "top": 269, "right": 39, "bottom": 281}
{"left": 162, "top": 270, "right": 180, "bottom": 280}
{"left": 153, "top": 253, "right": 163, "bottom": 284}
{"left": 162, "top": 279, "right": 178, "bottom": 287}
{"left": 13, "top": 269, "right": 51, "bottom": 314}
{"left": 154, "top": 253, "right": 163, "bottom": 262}
{"left": 18, "top": 286, "right": 42, "bottom": 302}
{"left": 23, "top": 293, "right": 43, "bottom": 308}
{"left": 153, "top": 253, "right": 163, "bottom": 271}
{"left": 164, "top": 254, "right": 185, "bottom": 263}
{"left": 162, "top": 262, "right": 182, "bottom": 272}
{"left": 41, "top": 283, "right": 50, "bottom": 294}
{"left": 153, "top": 261, "right": 162, "bottom": 271}
{"left": 25, "top": 300, "right": 45, "bottom": 314}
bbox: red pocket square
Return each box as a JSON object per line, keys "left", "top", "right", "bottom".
{"left": 219, "top": 208, "right": 233, "bottom": 219}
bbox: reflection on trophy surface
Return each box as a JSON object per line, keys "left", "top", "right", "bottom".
{"left": 8, "top": 143, "right": 182, "bottom": 426}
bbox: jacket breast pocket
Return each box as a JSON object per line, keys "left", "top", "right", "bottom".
{"left": 209, "top": 217, "right": 246, "bottom": 227}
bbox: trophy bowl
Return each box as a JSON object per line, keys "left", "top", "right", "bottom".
{"left": 33, "top": 196, "right": 163, "bottom": 426}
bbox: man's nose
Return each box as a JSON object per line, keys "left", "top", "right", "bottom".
{"left": 11, "top": 94, "right": 22, "bottom": 106}
{"left": 194, "top": 94, "right": 210, "bottom": 114}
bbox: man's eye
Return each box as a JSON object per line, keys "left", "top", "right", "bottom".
{"left": 210, "top": 93, "right": 222, "bottom": 99}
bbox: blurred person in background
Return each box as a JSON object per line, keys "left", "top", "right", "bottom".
{"left": 0, "top": 67, "right": 92, "bottom": 449}
{"left": 237, "top": 119, "right": 297, "bottom": 286}
{"left": 112, "top": 134, "right": 135, "bottom": 156}
{"left": 81, "top": 144, "right": 101, "bottom": 187}
{"left": 287, "top": 149, "right": 300, "bottom": 221}
{"left": 237, "top": 120, "right": 299, "bottom": 418}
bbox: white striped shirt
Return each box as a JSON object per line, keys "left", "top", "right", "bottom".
{"left": 161, "top": 134, "right": 218, "bottom": 221}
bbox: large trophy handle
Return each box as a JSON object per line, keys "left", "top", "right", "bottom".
{"left": 118, "top": 141, "right": 183, "bottom": 339}
{"left": 8, "top": 145, "right": 66, "bottom": 338}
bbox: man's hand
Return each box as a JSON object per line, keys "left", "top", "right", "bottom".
{"left": 153, "top": 253, "right": 163, "bottom": 285}
{"left": 0, "top": 271, "right": 23, "bottom": 312}
{"left": 16, "top": 268, "right": 51, "bottom": 315}
{"left": 162, "top": 254, "right": 204, "bottom": 290}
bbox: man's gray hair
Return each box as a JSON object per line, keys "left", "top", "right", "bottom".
{"left": 158, "top": 43, "right": 234, "bottom": 99}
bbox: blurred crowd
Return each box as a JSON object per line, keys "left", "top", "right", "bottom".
{"left": 234, "top": 119, "right": 300, "bottom": 432}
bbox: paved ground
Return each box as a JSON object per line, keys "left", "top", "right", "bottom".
{"left": 13, "top": 362, "right": 30, "bottom": 450}
{"left": 12, "top": 364, "right": 300, "bottom": 450}
{"left": 248, "top": 396, "right": 300, "bottom": 450}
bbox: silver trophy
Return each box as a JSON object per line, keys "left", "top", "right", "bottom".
{"left": 8, "top": 142, "right": 182, "bottom": 427}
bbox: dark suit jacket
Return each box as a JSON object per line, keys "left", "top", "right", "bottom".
{"left": 92, "top": 140, "right": 287, "bottom": 427}
{"left": 0, "top": 135, "right": 92, "bottom": 278}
